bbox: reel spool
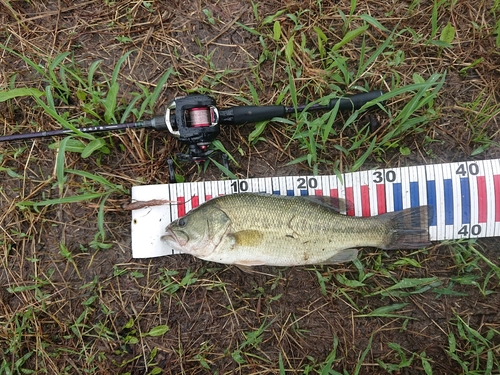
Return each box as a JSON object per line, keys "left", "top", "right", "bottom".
{"left": 165, "top": 95, "right": 220, "bottom": 162}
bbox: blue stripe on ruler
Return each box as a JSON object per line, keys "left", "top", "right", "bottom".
{"left": 300, "top": 190, "right": 308, "bottom": 196}
{"left": 410, "top": 181, "right": 420, "bottom": 207}
{"left": 393, "top": 183, "right": 403, "bottom": 211}
{"left": 427, "top": 180, "right": 437, "bottom": 226}
{"left": 273, "top": 190, "right": 280, "bottom": 195}
{"left": 287, "top": 190, "right": 294, "bottom": 196}
{"left": 444, "top": 179, "right": 453, "bottom": 225}
{"left": 460, "top": 177, "right": 470, "bottom": 224}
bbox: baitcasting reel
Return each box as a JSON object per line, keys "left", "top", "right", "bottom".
{"left": 164, "top": 94, "right": 220, "bottom": 162}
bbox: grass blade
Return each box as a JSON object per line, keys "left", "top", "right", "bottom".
{"left": 17, "top": 193, "right": 106, "bottom": 209}
{"left": 56, "top": 137, "right": 72, "bottom": 195}
{"left": 0, "top": 88, "right": 44, "bottom": 102}
{"left": 332, "top": 25, "right": 369, "bottom": 51}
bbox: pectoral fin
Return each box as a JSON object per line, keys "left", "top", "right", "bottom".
{"left": 230, "top": 230, "right": 264, "bottom": 247}
{"left": 320, "top": 249, "right": 359, "bottom": 264}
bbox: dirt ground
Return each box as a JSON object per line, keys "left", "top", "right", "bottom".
{"left": 1, "top": 0, "right": 499, "bottom": 374}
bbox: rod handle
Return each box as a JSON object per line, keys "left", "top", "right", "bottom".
{"left": 330, "top": 90, "right": 384, "bottom": 111}
{"left": 218, "top": 105, "right": 286, "bottom": 125}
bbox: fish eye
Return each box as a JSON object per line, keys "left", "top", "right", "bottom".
{"left": 178, "top": 218, "right": 187, "bottom": 227}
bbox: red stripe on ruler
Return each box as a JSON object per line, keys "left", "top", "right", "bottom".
{"left": 346, "top": 187, "right": 355, "bottom": 216}
{"left": 494, "top": 175, "right": 500, "bottom": 222}
{"left": 361, "top": 185, "right": 370, "bottom": 217}
{"left": 330, "top": 188, "right": 338, "bottom": 199}
{"left": 376, "top": 184, "right": 386, "bottom": 214}
{"left": 315, "top": 189, "right": 323, "bottom": 196}
{"left": 177, "top": 196, "right": 186, "bottom": 217}
{"left": 477, "top": 176, "right": 487, "bottom": 223}
{"left": 205, "top": 195, "right": 212, "bottom": 201}
{"left": 192, "top": 195, "right": 199, "bottom": 209}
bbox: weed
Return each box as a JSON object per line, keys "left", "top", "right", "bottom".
{"left": 447, "top": 314, "right": 500, "bottom": 373}
{"left": 1, "top": 1, "right": 500, "bottom": 374}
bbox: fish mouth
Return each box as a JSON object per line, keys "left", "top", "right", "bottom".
{"left": 161, "top": 228, "right": 188, "bottom": 248}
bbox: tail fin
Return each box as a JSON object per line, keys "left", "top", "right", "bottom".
{"left": 381, "top": 206, "right": 432, "bottom": 250}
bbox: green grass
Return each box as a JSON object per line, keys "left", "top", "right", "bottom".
{"left": 1, "top": 1, "right": 500, "bottom": 374}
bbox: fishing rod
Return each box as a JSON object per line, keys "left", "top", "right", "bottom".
{"left": 0, "top": 91, "right": 383, "bottom": 163}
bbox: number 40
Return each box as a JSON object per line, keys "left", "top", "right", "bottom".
{"left": 457, "top": 224, "right": 482, "bottom": 236}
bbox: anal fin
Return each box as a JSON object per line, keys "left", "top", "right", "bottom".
{"left": 234, "top": 264, "right": 277, "bottom": 277}
{"left": 320, "top": 248, "right": 359, "bottom": 264}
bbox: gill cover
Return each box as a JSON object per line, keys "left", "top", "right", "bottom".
{"left": 161, "top": 203, "right": 231, "bottom": 257}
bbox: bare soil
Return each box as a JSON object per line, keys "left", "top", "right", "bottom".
{"left": 1, "top": 1, "right": 499, "bottom": 374}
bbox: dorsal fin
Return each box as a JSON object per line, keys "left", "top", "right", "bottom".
{"left": 302, "top": 195, "right": 353, "bottom": 214}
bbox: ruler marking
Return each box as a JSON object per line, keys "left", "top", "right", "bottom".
{"left": 185, "top": 184, "right": 194, "bottom": 214}
{"left": 210, "top": 181, "right": 219, "bottom": 198}
{"left": 426, "top": 163, "right": 439, "bottom": 240}
{"left": 477, "top": 176, "right": 487, "bottom": 223}
{"left": 197, "top": 182, "right": 206, "bottom": 206}
{"left": 352, "top": 172, "right": 363, "bottom": 216}
{"left": 401, "top": 167, "right": 411, "bottom": 209}
{"left": 209, "top": 181, "right": 217, "bottom": 199}
{"left": 177, "top": 189, "right": 186, "bottom": 218}
{"left": 491, "top": 161, "right": 500, "bottom": 236}
{"left": 271, "top": 177, "right": 280, "bottom": 195}
{"left": 259, "top": 177, "right": 267, "bottom": 193}
{"left": 321, "top": 176, "right": 330, "bottom": 197}
{"left": 307, "top": 176, "right": 320, "bottom": 196}
{"left": 205, "top": 181, "right": 212, "bottom": 201}
{"left": 441, "top": 163, "right": 453, "bottom": 239}
{"left": 482, "top": 160, "right": 495, "bottom": 237}
{"left": 393, "top": 183, "right": 403, "bottom": 211}
{"left": 224, "top": 179, "right": 233, "bottom": 195}
{"left": 376, "top": 184, "right": 386, "bottom": 214}
{"left": 468, "top": 163, "right": 480, "bottom": 235}
{"left": 250, "top": 178, "right": 259, "bottom": 193}
{"left": 410, "top": 181, "right": 419, "bottom": 206}
{"left": 427, "top": 180, "right": 437, "bottom": 226}
{"left": 192, "top": 191, "right": 200, "bottom": 209}
{"left": 494, "top": 175, "right": 500, "bottom": 222}
{"left": 279, "top": 176, "right": 287, "bottom": 195}
{"left": 215, "top": 181, "right": 222, "bottom": 196}
{"left": 286, "top": 176, "right": 295, "bottom": 196}
{"left": 460, "top": 177, "right": 470, "bottom": 225}
{"left": 417, "top": 166, "right": 428, "bottom": 208}
{"left": 367, "top": 171, "right": 378, "bottom": 215}
{"left": 329, "top": 174, "right": 339, "bottom": 201}
{"left": 360, "top": 171, "right": 371, "bottom": 217}
{"left": 337, "top": 173, "right": 346, "bottom": 205}
{"left": 443, "top": 179, "right": 453, "bottom": 226}
{"left": 385, "top": 169, "right": 394, "bottom": 213}
{"left": 450, "top": 162, "right": 466, "bottom": 238}
{"left": 345, "top": 173, "right": 355, "bottom": 216}
{"left": 361, "top": 185, "right": 370, "bottom": 216}
{"left": 468, "top": 162, "right": 480, "bottom": 230}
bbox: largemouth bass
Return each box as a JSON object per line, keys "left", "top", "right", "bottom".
{"left": 161, "top": 193, "right": 431, "bottom": 266}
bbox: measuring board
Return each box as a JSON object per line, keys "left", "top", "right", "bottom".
{"left": 131, "top": 158, "right": 500, "bottom": 258}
